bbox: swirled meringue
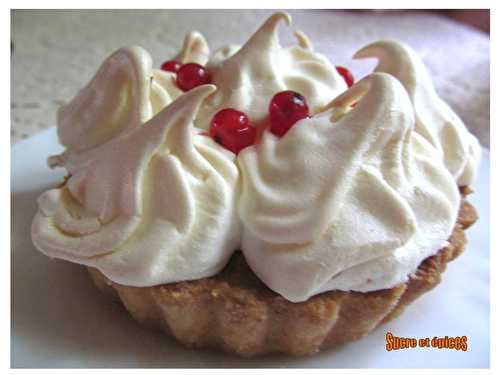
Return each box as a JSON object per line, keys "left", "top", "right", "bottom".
{"left": 32, "top": 12, "right": 481, "bottom": 303}
{"left": 194, "top": 12, "right": 347, "bottom": 130}
{"left": 174, "top": 31, "right": 210, "bottom": 65}
{"left": 56, "top": 46, "right": 173, "bottom": 154}
{"left": 32, "top": 85, "right": 241, "bottom": 286}
{"left": 238, "top": 73, "right": 460, "bottom": 302}
{"left": 354, "top": 40, "right": 481, "bottom": 186}
{"left": 54, "top": 31, "right": 210, "bottom": 158}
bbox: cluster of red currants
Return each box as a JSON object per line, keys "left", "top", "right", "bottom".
{"left": 161, "top": 59, "right": 354, "bottom": 154}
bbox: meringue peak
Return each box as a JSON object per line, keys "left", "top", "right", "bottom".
{"left": 354, "top": 39, "right": 481, "bottom": 185}
{"left": 175, "top": 31, "right": 210, "bottom": 65}
{"left": 233, "top": 12, "right": 291, "bottom": 57}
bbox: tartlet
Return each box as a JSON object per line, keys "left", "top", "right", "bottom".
{"left": 88, "top": 192, "right": 476, "bottom": 357}
{"left": 31, "top": 12, "right": 482, "bottom": 358}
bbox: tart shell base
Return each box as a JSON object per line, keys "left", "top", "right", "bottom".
{"left": 88, "top": 195, "right": 477, "bottom": 357}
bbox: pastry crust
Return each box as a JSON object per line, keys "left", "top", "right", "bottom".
{"left": 88, "top": 194, "right": 477, "bottom": 357}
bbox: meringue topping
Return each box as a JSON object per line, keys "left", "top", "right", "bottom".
{"left": 354, "top": 40, "right": 481, "bottom": 186}
{"left": 32, "top": 13, "right": 481, "bottom": 302}
{"left": 33, "top": 85, "right": 241, "bottom": 286}
{"left": 56, "top": 46, "right": 174, "bottom": 153}
{"left": 194, "top": 12, "right": 347, "bottom": 131}
{"left": 238, "top": 73, "right": 460, "bottom": 301}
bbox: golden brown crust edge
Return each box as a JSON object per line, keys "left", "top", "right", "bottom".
{"left": 87, "top": 195, "right": 478, "bottom": 357}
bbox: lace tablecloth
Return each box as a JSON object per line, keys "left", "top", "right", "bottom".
{"left": 11, "top": 9, "right": 490, "bottom": 147}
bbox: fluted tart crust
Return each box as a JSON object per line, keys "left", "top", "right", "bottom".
{"left": 88, "top": 192, "right": 477, "bottom": 357}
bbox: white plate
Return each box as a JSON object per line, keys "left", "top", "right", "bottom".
{"left": 11, "top": 128, "right": 490, "bottom": 368}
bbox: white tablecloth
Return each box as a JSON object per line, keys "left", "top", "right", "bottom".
{"left": 11, "top": 9, "right": 490, "bottom": 147}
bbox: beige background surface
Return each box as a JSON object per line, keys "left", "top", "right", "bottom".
{"left": 11, "top": 9, "right": 490, "bottom": 147}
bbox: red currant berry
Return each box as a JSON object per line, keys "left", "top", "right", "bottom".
{"left": 160, "top": 60, "right": 181, "bottom": 73}
{"left": 210, "top": 108, "right": 257, "bottom": 154}
{"left": 269, "top": 90, "right": 309, "bottom": 137}
{"left": 176, "top": 63, "right": 211, "bottom": 91}
{"left": 336, "top": 66, "right": 354, "bottom": 87}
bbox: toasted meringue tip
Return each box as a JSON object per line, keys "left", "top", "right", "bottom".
{"left": 294, "top": 30, "right": 313, "bottom": 50}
